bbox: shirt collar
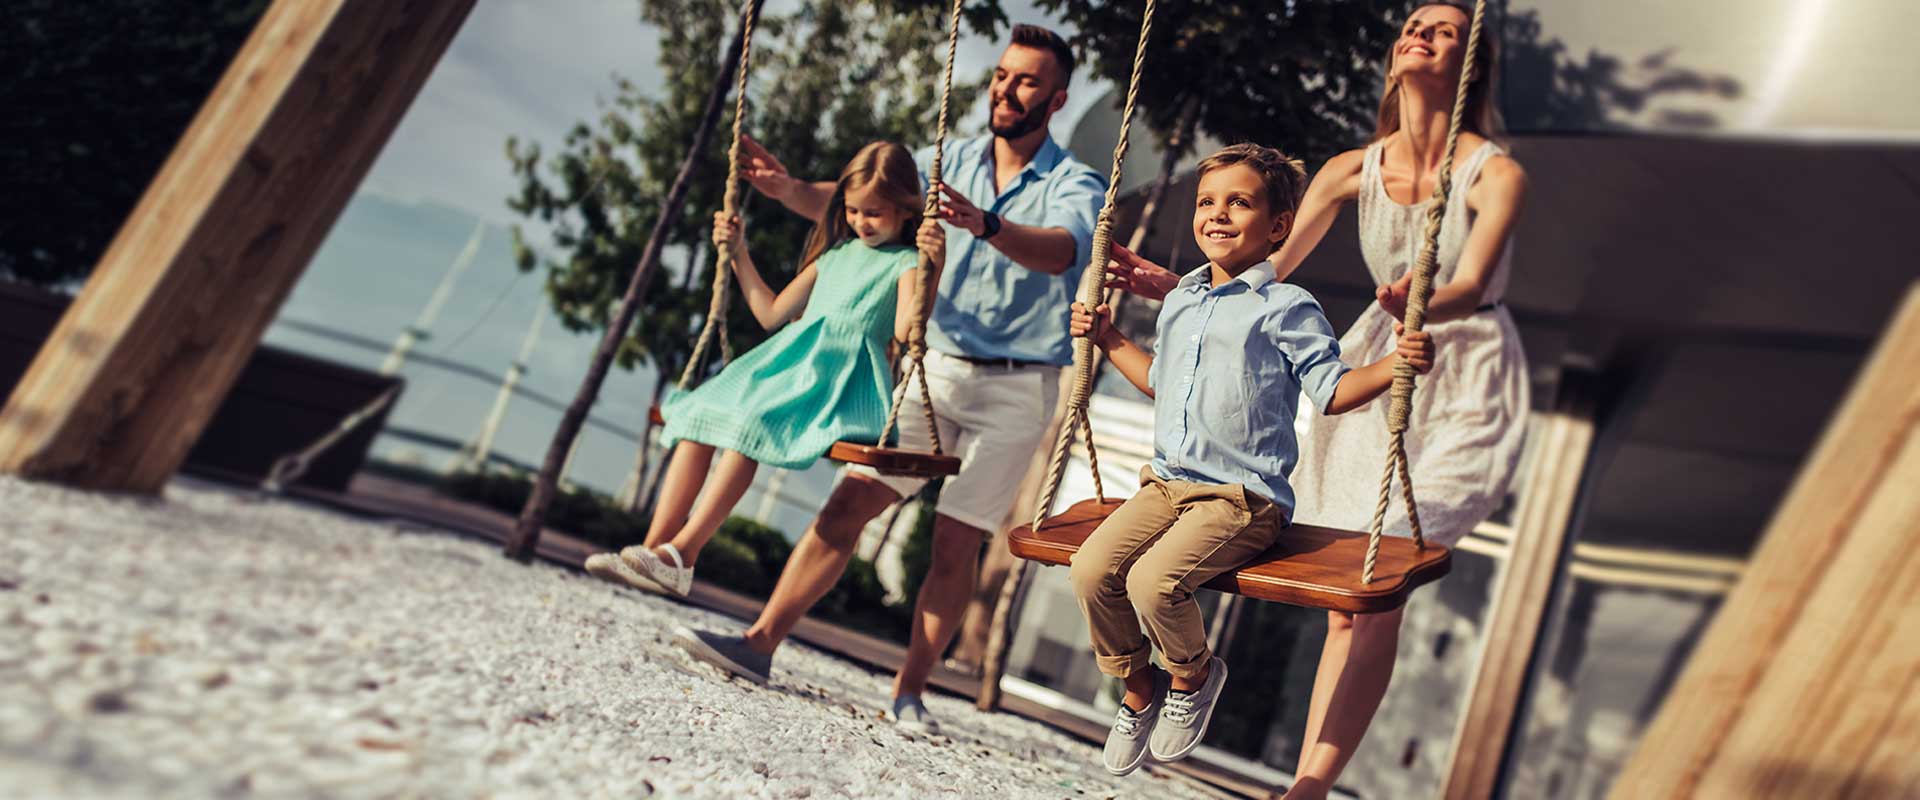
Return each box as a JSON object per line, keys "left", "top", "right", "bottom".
{"left": 1175, "top": 261, "right": 1277, "bottom": 293}
{"left": 974, "top": 134, "right": 1065, "bottom": 181}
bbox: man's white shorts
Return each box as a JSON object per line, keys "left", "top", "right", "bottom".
{"left": 849, "top": 350, "right": 1061, "bottom": 533}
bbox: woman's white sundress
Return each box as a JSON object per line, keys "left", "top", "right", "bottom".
{"left": 1289, "top": 140, "right": 1530, "bottom": 547}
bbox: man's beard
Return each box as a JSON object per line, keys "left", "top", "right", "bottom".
{"left": 988, "top": 90, "right": 1054, "bottom": 139}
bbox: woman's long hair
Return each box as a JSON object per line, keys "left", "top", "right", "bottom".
{"left": 1372, "top": 1, "right": 1505, "bottom": 143}
{"left": 798, "top": 141, "right": 923, "bottom": 269}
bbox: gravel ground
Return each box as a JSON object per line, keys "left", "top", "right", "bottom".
{"left": 0, "top": 477, "right": 1225, "bottom": 800}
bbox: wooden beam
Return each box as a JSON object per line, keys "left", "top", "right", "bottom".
{"left": 1439, "top": 368, "right": 1599, "bottom": 800}
{"left": 1613, "top": 284, "right": 1920, "bottom": 798}
{"left": 0, "top": 0, "right": 477, "bottom": 492}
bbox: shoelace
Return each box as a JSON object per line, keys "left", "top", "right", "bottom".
{"left": 1113, "top": 706, "right": 1146, "bottom": 736}
{"left": 1162, "top": 691, "right": 1198, "bottom": 725}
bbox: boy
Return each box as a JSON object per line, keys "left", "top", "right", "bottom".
{"left": 1067, "top": 144, "right": 1434, "bottom": 775}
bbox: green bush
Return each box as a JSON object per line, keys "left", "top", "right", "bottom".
{"left": 897, "top": 483, "right": 941, "bottom": 607}
{"left": 441, "top": 469, "right": 644, "bottom": 551}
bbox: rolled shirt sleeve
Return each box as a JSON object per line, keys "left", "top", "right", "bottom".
{"left": 1042, "top": 167, "right": 1105, "bottom": 269}
{"left": 1272, "top": 296, "right": 1351, "bottom": 414}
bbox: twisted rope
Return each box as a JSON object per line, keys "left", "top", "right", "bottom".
{"left": 876, "top": 0, "right": 965, "bottom": 455}
{"left": 679, "top": 0, "right": 764, "bottom": 391}
{"left": 1032, "top": 0, "right": 1155, "bottom": 528}
{"left": 1363, "top": 0, "right": 1485, "bottom": 583}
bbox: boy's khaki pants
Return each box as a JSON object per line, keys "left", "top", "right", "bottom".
{"left": 1068, "top": 466, "right": 1283, "bottom": 681}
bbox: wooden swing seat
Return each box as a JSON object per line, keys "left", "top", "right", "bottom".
{"left": 1008, "top": 498, "right": 1452, "bottom": 614}
{"left": 649, "top": 406, "right": 960, "bottom": 478}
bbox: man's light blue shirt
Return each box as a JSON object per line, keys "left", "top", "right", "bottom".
{"left": 1147, "top": 262, "right": 1351, "bottom": 520}
{"left": 914, "top": 135, "right": 1105, "bottom": 365}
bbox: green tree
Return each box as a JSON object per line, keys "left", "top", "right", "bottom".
{"left": 1, "top": 0, "right": 270, "bottom": 286}
{"left": 1043, "top": 0, "right": 1411, "bottom": 250}
{"left": 502, "top": 0, "right": 995, "bottom": 556}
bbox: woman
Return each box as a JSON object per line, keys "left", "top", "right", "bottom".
{"left": 1104, "top": 3, "right": 1528, "bottom": 797}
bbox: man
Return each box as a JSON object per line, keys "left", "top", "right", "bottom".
{"left": 672, "top": 24, "right": 1104, "bottom": 735}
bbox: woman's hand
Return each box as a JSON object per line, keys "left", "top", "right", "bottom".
{"left": 1395, "top": 323, "right": 1434, "bottom": 375}
{"left": 916, "top": 218, "right": 946, "bottom": 266}
{"left": 1106, "top": 244, "right": 1181, "bottom": 300}
{"left": 1376, "top": 271, "right": 1413, "bottom": 319}
{"left": 712, "top": 211, "right": 745, "bottom": 256}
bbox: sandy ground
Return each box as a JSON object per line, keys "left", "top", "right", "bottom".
{"left": 0, "top": 476, "right": 1225, "bottom": 799}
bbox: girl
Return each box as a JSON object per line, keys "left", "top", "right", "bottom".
{"left": 586, "top": 141, "right": 944, "bottom": 599}
{"left": 1104, "top": 3, "right": 1528, "bottom": 797}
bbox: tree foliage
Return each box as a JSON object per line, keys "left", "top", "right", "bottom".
{"left": 1041, "top": 0, "right": 1412, "bottom": 169}
{"left": 506, "top": 0, "right": 993, "bottom": 381}
{"left": 1, "top": 0, "right": 270, "bottom": 286}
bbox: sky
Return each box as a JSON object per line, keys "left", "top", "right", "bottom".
{"left": 359, "top": 0, "right": 1109, "bottom": 231}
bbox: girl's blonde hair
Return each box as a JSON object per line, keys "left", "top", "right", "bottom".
{"left": 1372, "top": 1, "right": 1505, "bottom": 144}
{"left": 800, "top": 141, "right": 923, "bottom": 269}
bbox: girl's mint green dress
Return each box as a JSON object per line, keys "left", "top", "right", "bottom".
{"left": 660, "top": 240, "right": 918, "bottom": 469}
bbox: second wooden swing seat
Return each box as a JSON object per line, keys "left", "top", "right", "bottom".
{"left": 647, "top": 405, "right": 961, "bottom": 479}
{"left": 1002, "top": 0, "right": 1493, "bottom": 615}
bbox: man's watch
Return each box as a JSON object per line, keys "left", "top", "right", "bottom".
{"left": 978, "top": 211, "right": 1002, "bottom": 240}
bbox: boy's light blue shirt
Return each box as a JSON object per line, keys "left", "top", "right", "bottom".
{"left": 1147, "top": 262, "right": 1350, "bottom": 520}
{"left": 914, "top": 135, "right": 1105, "bottom": 365}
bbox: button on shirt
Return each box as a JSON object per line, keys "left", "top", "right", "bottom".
{"left": 915, "top": 135, "right": 1105, "bottom": 365}
{"left": 1147, "top": 263, "right": 1351, "bottom": 519}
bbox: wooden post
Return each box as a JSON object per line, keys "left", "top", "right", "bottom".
{"left": 1612, "top": 284, "right": 1920, "bottom": 799}
{"left": 0, "top": 0, "right": 477, "bottom": 493}
{"left": 1439, "top": 367, "right": 1600, "bottom": 799}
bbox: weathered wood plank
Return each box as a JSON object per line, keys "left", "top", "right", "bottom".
{"left": 0, "top": 0, "right": 476, "bottom": 492}
{"left": 1692, "top": 423, "right": 1919, "bottom": 799}
{"left": 1612, "top": 285, "right": 1920, "bottom": 797}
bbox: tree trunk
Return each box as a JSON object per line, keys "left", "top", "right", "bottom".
{"left": 619, "top": 370, "right": 670, "bottom": 512}
{"left": 1123, "top": 105, "right": 1192, "bottom": 254}
{"left": 504, "top": 17, "right": 749, "bottom": 560}
{"left": 974, "top": 101, "right": 1201, "bottom": 709}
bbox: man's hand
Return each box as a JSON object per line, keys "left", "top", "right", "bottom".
{"left": 739, "top": 135, "right": 800, "bottom": 203}
{"left": 1070, "top": 302, "right": 1120, "bottom": 349}
{"left": 937, "top": 183, "right": 989, "bottom": 237}
{"left": 1395, "top": 323, "right": 1434, "bottom": 375}
{"left": 916, "top": 219, "right": 946, "bottom": 266}
{"left": 1105, "top": 244, "right": 1182, "bottom": 301}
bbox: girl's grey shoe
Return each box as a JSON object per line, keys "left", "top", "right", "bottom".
{"left": 1148, "top": 656, "right": 1228, "bottom": 762}
{"left": 672, "top": 626, "right": 770, "bottom": 685}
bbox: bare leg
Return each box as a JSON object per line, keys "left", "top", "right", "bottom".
{"left": 1120, "top": 666, "right": 1163, "bottom": 712}
{"left": 1285, "top": 607, "right": 1405, "bottom": 800}
{"left": 1295, "top": 611, "right": 1355, "bottom": 778}
{"left": 892, "top": 514, "right": 986, "bottom": 699}
{"left": 663, "top": 448, "right": 758, "bottom": 567}
{"left": 1169, "top": 660, "right": 1213, "bottom": 693}
{"left": 643, "top": 442, "right": 714, "bottom": 549}
{"left": 950, "top": 540, "right": 1015, "bottom": 672}
{"left": 742, "top": 474, "right": 901, "bottom": 655}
